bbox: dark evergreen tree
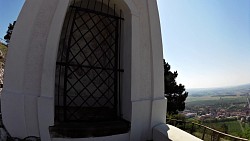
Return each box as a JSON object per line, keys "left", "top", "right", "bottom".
{"left": 4, "top": 21, "right": 16, "bottom": 45}
{"left": 164, "top": 60, "right": 188, "bottom": 115}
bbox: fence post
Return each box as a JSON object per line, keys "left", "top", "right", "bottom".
{"left": 216, "top": 133, "right": 220, "bottom": 141}
{"left": 183, "top": 122, "right": 186, "bottom": 130}
{"left": 174, "top": 120, "right": 177, "bottom": 126}
{"left": 202, "top": 127, "right": 206, "bottom": 140}
{"left": 190, "top": 123, "right": 194, "bottom": 134}
{"left": 211, "top": 131, "right": 214, "bottom": 141}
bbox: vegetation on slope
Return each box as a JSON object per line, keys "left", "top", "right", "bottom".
{"left": 0, "top": 43, "right": 7, "bottom": 63}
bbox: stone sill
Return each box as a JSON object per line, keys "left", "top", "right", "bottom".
{"left": 50, "top": 119, "right": 130, "bottom": 138}
{"left": 153, "top": 124, "right": 202, "bottom": 141}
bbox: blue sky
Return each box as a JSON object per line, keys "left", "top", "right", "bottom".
{"left": 158, "top": 0, "right": 250, "bottom": 88}
{"left": 0, "top": 0, "right": 24, "bottom": 41}
{"left": 0, "top": 0, "right": 250, "bottom": 89}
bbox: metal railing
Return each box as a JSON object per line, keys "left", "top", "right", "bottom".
{"left": 166, "top": 118, "right": 248, "bottom": 141}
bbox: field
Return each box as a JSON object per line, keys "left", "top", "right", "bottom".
{"left": 186, "top": 95, "right": 247, "bottom": 107}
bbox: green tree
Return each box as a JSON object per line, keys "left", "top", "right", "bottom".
{"left": 164, "top": 60, "right": 188, "bottom": 115}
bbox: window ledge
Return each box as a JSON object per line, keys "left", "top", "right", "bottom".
{"left": 153, "top": 124, "right": 202, "bottom": 141}
{"left": 50, "top": 119, "right": 130, "bottom": 138}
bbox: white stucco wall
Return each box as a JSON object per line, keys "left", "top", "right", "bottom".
{"left": 1, "top": 0, "right": 166, "bottom": 140}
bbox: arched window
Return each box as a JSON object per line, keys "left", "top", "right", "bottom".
{"left": 55, "top": 0, "right": 124, "bottom": 122}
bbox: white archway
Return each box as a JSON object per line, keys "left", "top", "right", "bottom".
{"left": 39, "top": 0, "right": 138, "bottom": 140}
{"left": 2, "top": 0, "right": 166, "bottom": 140}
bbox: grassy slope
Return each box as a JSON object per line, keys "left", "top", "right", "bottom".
{"left": 211, "top": 121, "right": 242, "bottom": 135}
{"left": 204, "top": 120, "right": 250, "bottom": 139}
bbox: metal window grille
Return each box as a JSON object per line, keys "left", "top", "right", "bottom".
{"left": 55, "top": 0, "right": 123, "bottom": 122}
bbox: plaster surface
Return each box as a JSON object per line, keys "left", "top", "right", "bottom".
{"left": 153, "top": 124, "right": 203, "bottom": 141}
{"left": 1, "top": 0, "right": 166, "bottom": 140}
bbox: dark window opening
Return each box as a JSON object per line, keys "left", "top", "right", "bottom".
{"left": 55, "top": 0, "right": 123, "bottom": 122}
{"left": 51, "top": 0, "right": 130, "bottom": 138}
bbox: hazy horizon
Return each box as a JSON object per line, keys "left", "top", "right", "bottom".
{"left": 187, "top": 82, "right": 250, "bottom": 90}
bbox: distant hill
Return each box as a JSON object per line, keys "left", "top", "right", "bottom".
{"left": 187, "top": 83, "right": 250, "bottom": 97}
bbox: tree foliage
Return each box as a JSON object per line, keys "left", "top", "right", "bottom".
{"left": 4, "top": 21, "right": 16, "bottom": 45}
{"left": 164, "top": 60, "right": 188, "bottom": 115}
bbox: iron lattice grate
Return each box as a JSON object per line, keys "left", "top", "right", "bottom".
{"left": 55, "top": 3, "right": 123, "bottom": 122}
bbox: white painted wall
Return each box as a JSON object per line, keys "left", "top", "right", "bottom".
{"left": 1, "top": 0, "right": 166, "bottom": 140}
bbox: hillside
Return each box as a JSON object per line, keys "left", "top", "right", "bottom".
{"left": 0, "top": 43, "right": 7, "bottom": 52}
{"left": 185, "top": 84, "right": 250, "bottom": 140}
{"left": 0, "top": 43, "right": 7, "bottom": 62}
{"left": 0, "top": 43, "right": 7, "bottom": 85}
